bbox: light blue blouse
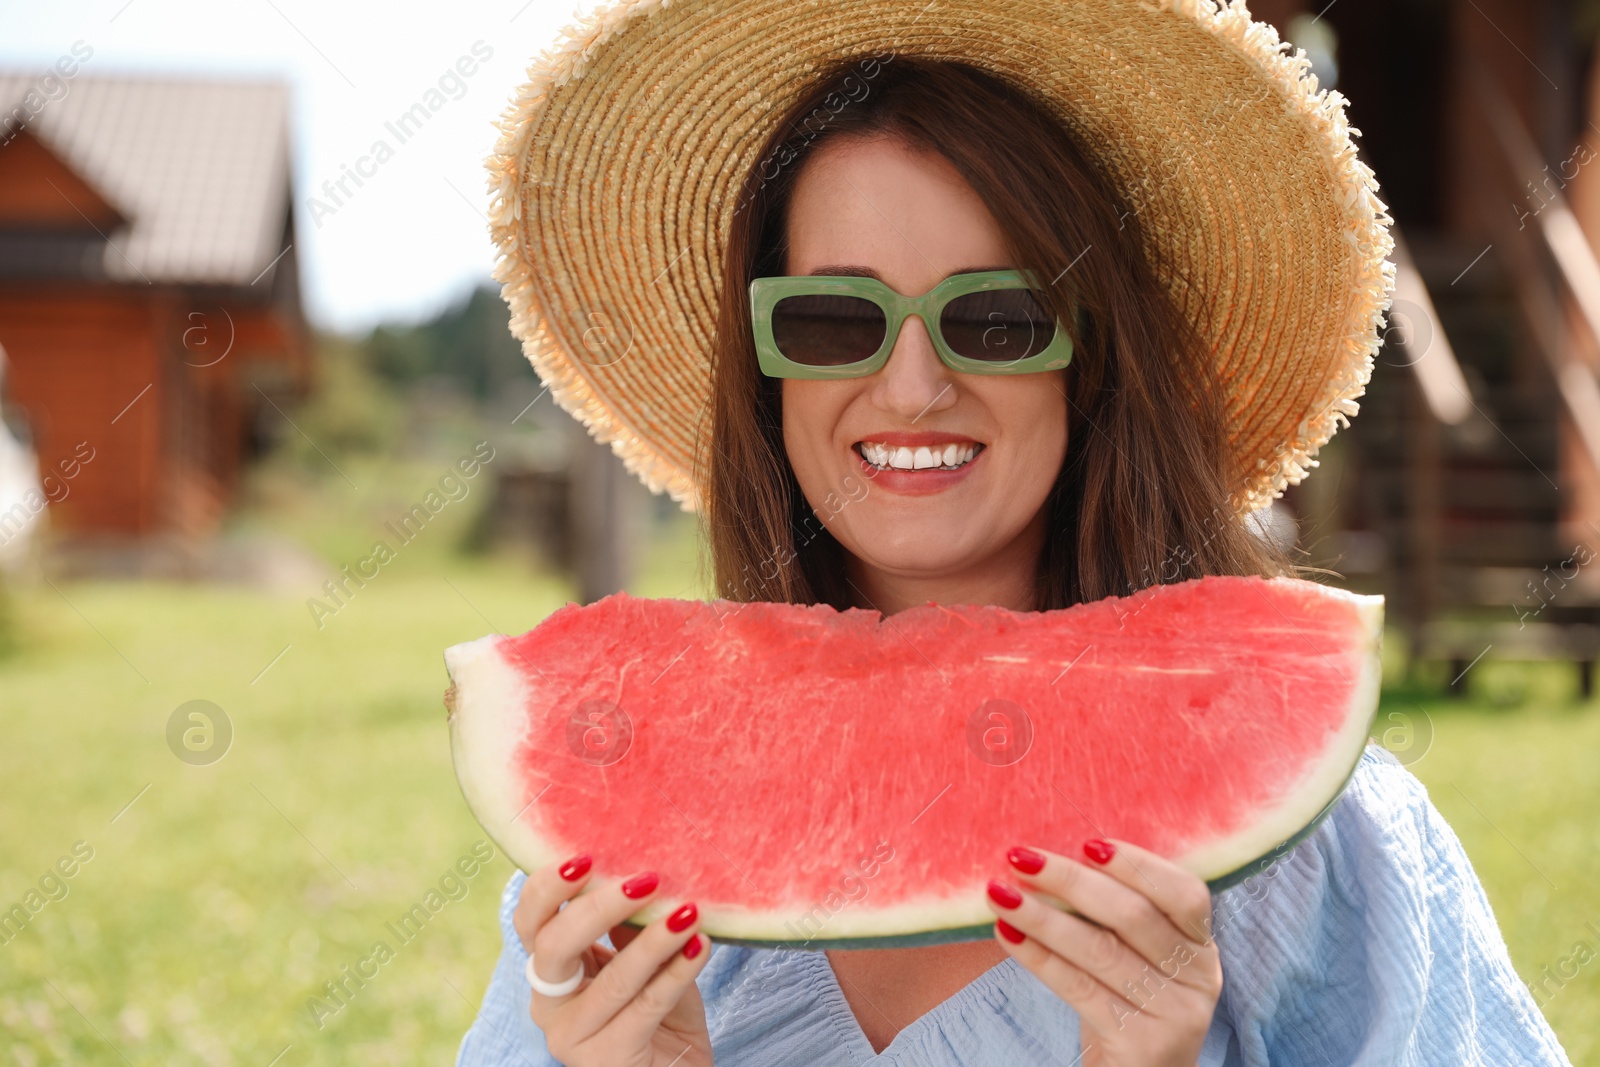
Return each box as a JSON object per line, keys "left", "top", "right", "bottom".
{"left": 455, "top": 744, "right": 1574, "bottom": 1066}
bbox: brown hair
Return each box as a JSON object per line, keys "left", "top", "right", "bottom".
{"left": 695, "top": 53, "right": 1294, "bottom": 611}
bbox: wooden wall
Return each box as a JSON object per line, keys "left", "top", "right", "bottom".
{"left": 1, "top": 288, "right": 162, "bottom": 533}
{"left": 0, "top": 284, "right": 305, "bottom": 537}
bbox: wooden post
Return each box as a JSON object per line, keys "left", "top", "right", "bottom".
{"left": 1405, "top": 368, "right": 1442, "bottom": 686}
{"left": 565, "top": 417, "right": 636, "bottom": 604}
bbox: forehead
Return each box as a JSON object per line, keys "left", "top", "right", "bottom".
{"left": 782, "top": 136, "right": 1012, "bottom": 286}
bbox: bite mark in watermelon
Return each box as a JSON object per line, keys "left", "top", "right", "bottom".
{"left": 444, "top": 575, "right": 1383, "bottom": 948}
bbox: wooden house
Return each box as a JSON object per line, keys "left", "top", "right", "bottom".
{"left": 0, "top": 72, "right": 308, "bottom": 542}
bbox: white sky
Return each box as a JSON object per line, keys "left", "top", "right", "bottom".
{"left": 0, "top": 0, "right": 587, "bottom": 334}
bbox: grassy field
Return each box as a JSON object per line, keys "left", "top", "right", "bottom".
{"left": 0, "top": 457, "right": 1594, "bottom": 1064}
{"left": 1399, "top": 665, "right": 1600, "bottom": 1065}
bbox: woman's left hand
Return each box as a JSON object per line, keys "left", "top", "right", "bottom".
{"left": 984, "top": 839, "right": 1222, "bottom": 1067}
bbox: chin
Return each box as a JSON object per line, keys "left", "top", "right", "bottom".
{"left": 852, "top": 542, "right": 984, "bottom": 584}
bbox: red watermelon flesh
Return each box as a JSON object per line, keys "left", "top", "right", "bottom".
{"left": 444, "top": 575, "right": 1383, "bottom": 947}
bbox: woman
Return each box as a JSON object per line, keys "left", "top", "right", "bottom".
{"left": 461, "top": 2, "right": 1574, "bottom": 1063}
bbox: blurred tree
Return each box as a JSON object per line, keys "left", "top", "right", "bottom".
{"left": 365, "top": 323, "right": 434, "bottom": 384}
{"left": 361, "top": 286, "right": 530, "bottom": 399}
{"left": 263, "top": 334, "right": 406, "bottom": 472}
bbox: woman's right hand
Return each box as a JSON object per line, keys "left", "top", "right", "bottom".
{"left": 513, "top": 854, "right": 714, "bottom": 1067}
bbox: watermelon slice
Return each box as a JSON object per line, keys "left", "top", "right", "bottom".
{"left": 444, "top": 575, "right": 1383, "bottom": 948}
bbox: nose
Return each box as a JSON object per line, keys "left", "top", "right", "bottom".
{"left": 870, "top": 312, "right": 957, "bottom": 421}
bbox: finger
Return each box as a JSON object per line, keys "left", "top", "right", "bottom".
{"left": 1070, "top": 839, "right": 1215, "bottom": 944}
{"left": 512, "top": 852, "right": 595, "bottom": 954}
{"left": 1005, "top": 844, "right": 1214, "bottom": 988}
{"left": 568, "top": 904, "right": 698, "bottom": 1034}
{"left": 530, "top": 870, "right": 665, "bottom": 1000}
{"left": 616, "top": 933, "right": 712, "bottom": 1040}
{"left": 993, "top": 918, "right": 1143, "bottom": 1036}
{"left": 570, "top": 903, "right": 703, "bottom": 1038}
{"left": 996, "top": 918, "right": 1217, "bottom": 1039}
{"left": 988, "top": 878, "right": 1159, "bottom": 1002}
{"left": 609, "top": 923, "right": 642, "bottom": 953}
{"left": 1080, "top": 839, "right": 1223, "bottom": 998}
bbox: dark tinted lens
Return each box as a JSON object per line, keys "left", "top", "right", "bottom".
{"left": 770, "top": 294, "right": 887, "bottom": 367}
{"left": 939, "top": 288, "right": 1056, "bottom": 361}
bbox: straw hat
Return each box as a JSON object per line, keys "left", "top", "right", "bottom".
{"left": 484, "top": 0, "right": 1397, "bottom": 517}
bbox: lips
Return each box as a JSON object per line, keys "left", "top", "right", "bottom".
{"left": 848, "top": 431, "right": 988, "bottom": 492}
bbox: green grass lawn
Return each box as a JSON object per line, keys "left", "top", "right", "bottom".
{"left": 1396, "top": 666, "right": 1600, "bottom": 1065}
{"left": 0, "top": 460, "right": 1594, "bottom": 1063}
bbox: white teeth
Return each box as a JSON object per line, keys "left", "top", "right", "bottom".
{"left": 856, "top": 441, "right": 981, "bottom": 471}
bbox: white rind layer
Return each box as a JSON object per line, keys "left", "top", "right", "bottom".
{"left": 444, "top": 587, "right": 1387, "bottom": 943}
{"left": 444, "top": 635, "right": 565, "bottom": 878}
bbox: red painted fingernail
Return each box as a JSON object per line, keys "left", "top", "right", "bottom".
{"left": 621, "top": 871, "right": 660, "bottom": 899}
{"left": 559, "top": 854, "right": 592, "bottom": 881}
{"left": 987, "top": 879, "right": 1023, "bottom": 909}
{"left": 667, "top": 903, "right": 698, "bottom": 932}
{"left": 1007, "top": 846, "right": 1046, "bottom": 875}
{"left": 682, "top": 934, "right": 703, "bottom": 959}
{"left": 996, "top": 919, "right": 1026, "bottom": 944}
{"left": 1084, "top": 839, "right": 1116, "bottom": 865}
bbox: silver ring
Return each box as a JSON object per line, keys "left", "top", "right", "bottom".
{"left": 525, "top": 953, "right": 585, "bottom": 997}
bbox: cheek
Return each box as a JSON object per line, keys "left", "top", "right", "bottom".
{"left": 988, "top": 377, "right": 1069, "bottom": 483}
{"left": 781, "top": 380, "right": 852, "bottom": 491}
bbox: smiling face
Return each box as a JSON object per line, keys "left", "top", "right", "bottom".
{"left": 780, "top": 134, "right": 1070, "bottom": 612}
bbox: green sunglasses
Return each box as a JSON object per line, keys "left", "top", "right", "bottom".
{"left": 749, "top": 269, "right": 1077, "bottom": 379}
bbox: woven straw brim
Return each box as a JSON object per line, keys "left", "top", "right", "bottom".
{"left": 485, "top": 0, "right": 1397, "bottom": 517}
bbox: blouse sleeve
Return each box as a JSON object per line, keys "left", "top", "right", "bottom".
{"left": 1207, "top": 743, "right": 1573, "bottom": 1067}
{"left": 454, "top": 869, "right": 562, "bottom": 1067}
